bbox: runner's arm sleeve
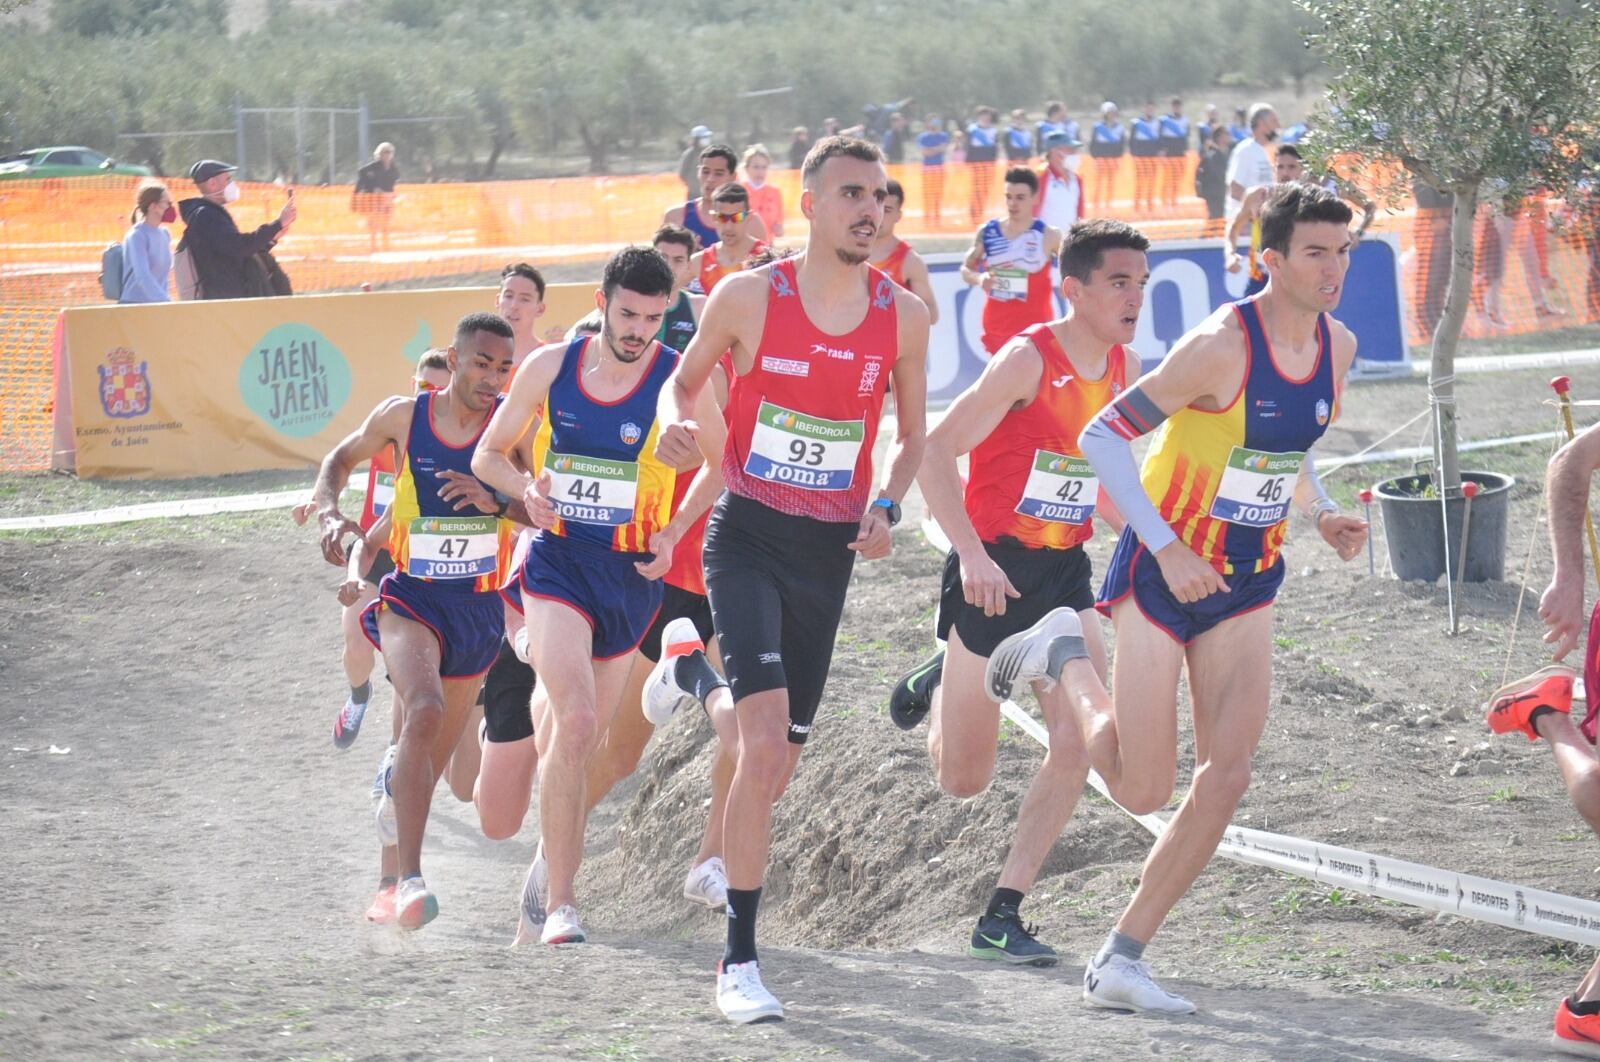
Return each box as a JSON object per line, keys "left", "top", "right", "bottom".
{"left": 1299, "top": 451, "right": 1338, "bottom": 520}
{"left": 1078, "top": 389, "right": 1177, "bottom": 554}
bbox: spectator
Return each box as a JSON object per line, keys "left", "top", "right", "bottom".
{"left": 1035, "top": 100, "right": 1069, "bottom": 155}
{"left": 741, "top": 143, "right": 784, "bottom": 238}
{"left": 949, "top": 128, "right": 967, "bottom": 164}
{"left": 119, "top": 182, "right": 175, "bottom": 304}
{"left": 352, "top": 141, "right": 399, "bottom": 253}
{"left": 966, "top": 106, "right": 1000, "bottom": 222}
{"left": 788, "top": 126, "right": 811, "bottom": 170}
{"left": 1157, "top": 96, "right": 1190, "bottom": 209}
{"left": 823, "top": 117, "right": 842, "bottom": 138}
{"left": 881, "top": 112, "right": 910, "bottom": 165}
{"left": 678, "top": 124, "right": 713, "bottom": 198}
{"left": 1088, "top": 101, "right": 1127, "bottom": 212}
{"left": 177, "top": 159, "right": 295, "bottom": 301}
{"left": 1228, "top": 106, "right": 1250, "bottom": 144}
{"left": 1033, "top": 131, "right": 1085, "bottom": 233}
{"left": 1129, "top": 100, "right": 1161, "bottom": 213}
{"left": 1196, "top": 104, "right": 1220, "bottom": 149}
{"left": 1004, "top": 109, "right": 1034, "bottom": 162}
{"left": 1225, "top": 102, "right": 1278, "bottom": 230}
{"left": 918, "top": 113, "right": 952, "bottom": 226}
{"left": 1194, "top": 124, "right": 1234, "bottom": 230}
{"left": 862, "top": 97, "right": 915, "bottom": 140}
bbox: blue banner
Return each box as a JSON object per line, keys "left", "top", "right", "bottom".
{"left": 921, "top": 234, "right": 1408, "bottom": 406}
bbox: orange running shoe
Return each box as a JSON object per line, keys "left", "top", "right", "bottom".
{"left": 1486, "top": 665, "right": 1575, "bottom": 741}
{"left": 1553, "top": 997, "right": 1600, "bottom": 1057}
{"left": 364, "top": 883, "right": 396, "bottom": 924}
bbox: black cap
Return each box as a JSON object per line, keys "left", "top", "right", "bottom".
{"left": 189, "top": 159, "right": 237, "bottom": 183}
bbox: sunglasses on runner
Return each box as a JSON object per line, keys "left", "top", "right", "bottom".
{"left": 713, "top": 210, "right": 750, "bottom": 224}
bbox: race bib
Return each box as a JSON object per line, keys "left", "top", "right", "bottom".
{"left": 989, "top": 266, "right": 1028, "bottom": 301}
{"left": 370, "top": 471, "right": 395, "bottom": 517}
{"left": 1208, "top": 446, "right": 1305, "bottom": 527}
{"left": 407, "top": 515, "right": 498, "bottom": 579}
{"left": 545, "top": 451, "right": 638, "bottom": 526}
{"left": 744, "top": 400, "right": 864, "bottom": 491}
{"left": 1015, "top": 450, "right": 1098, "bottom": 525}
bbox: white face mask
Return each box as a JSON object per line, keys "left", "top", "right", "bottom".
{"left": 1063, "top": 154, "right": 1082, "bottom": 173}
{"left": 222, "top": 181, "right": 240, "bottom": 204}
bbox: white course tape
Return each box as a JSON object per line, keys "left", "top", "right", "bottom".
{"left": 925, "top": 515, "right": 1600, "bottom": 948}
{"left": 0, "top": 484, "right": 359, "bottom": 532}
{"left": 1320, "top": 430, "right": 1564, "bottom": 473}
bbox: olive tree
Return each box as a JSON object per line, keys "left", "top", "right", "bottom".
{"left": 1300, "top": 0, "right": 1600, "bottom": 496}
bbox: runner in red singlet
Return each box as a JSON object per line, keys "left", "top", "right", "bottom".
{"left": 868, "top": 178, "right": 939, "bottom": 323}
{"left": 656, "top": 135, "right": 930, "bottom": 1025}
{"left": 690, "top": 183, "right": 769, "bottom": 294}
{"left": 962, "top": 167, "right": 1064, "bottom": 354}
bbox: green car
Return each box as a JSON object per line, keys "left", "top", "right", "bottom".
{"left": 0, "top": 146, "right": 153, "bottom": 180}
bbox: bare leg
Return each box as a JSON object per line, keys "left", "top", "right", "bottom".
{"left": 341, "top": 583, "right": 379, "bottom": 689}
{"left": 475, "top": 684, "right": 543, "bottom": 840}
{"left": 722, "top": 689, "right": 795, "bottom": 891}
{"left": 584, "top": 651, "right": 655, "bottom": 812}
{"left": 445, "top": 702, "right": 484, "bottom": 802}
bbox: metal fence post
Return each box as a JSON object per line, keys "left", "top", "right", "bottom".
{"left": 234, "top": 95, "right": 246, "bottom": 178}
{"left": 358, "top": 94, "right": 370, "bottom": 163}
{"left": 294, "top": 105, "right": 305, "bottom": 183}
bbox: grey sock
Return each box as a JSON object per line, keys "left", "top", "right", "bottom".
{"left": 351, "top": 680, "right": 372, "bottom": 703}
{"left": 1094, "top": 929, "right": 1146, "bottom": 967}
{"left": 1045, "top": 635, "right": 1088, "bottom": 682}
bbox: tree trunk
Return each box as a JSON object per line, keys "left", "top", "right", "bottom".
{"left": 483, "top": 133, "right": 510, "bottom": 178}
{"left": 1429, "top": 180, "right": 1478, "bottom": 498}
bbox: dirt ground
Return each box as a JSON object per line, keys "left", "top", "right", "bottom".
{"left": 3, "top": 367, "right": 1599, "bottom": 1060}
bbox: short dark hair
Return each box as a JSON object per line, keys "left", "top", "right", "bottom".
{"left": 1210, "top": 124, "right": 1231, "bottom": 144}
{"left": 601, "top": 245, "right": 675, "bottom": 302}
{"left": 746, "top": 244, "right": 798, "bottom": 270}
{"left": 1259, "top": 182, "right": 1353, "bottom": 256}
{"left": 1276, "top": 144, "right": 1303, "bottom": 162}
{"left": 652, "top": 223, "right": 697, "bottom": 257}
{"left": 711, "top": 182, "right": 750, "bottom": 206}
{"left": 1045, "top": 101, "right": 1066, "bottom": 118}
{"left": 500, "top": 261, "right": 546, "bottom": 300}
{"left": 1059, "top": 219, "right": 1150, "bottom": 282}
{"left": 976, "top": 106, "right": 998, "bottom": 121}
{"left": 801, "top": 135, "right": 883, "bottom": 186}
{"left": 884, "top": 178, "right": 905, "bottom": 203}
{"left": 455, "top": 311, "right": 514, "bottom": 348}
{"left": 699, "top": 144, "right": 738, "bottom": 172}
{"left": 415, "top": 347, "right": 449, "bottom": 373}
{"left": 1004, "top": 167, "right": 1039, "bottom": 193}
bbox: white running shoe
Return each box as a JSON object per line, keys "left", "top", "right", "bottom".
{"left": 717, "top": 961, "right": 784, "bottom": 1024}
{"left": 373, "top": 744, "right": 398, "bottom": 847}
{"left": 394, "top": 876, "right": 438, "bottom": 931}
{"left": 513, "top": 842, "right": 549, "bottom": 945}
{"left": 683, "top": 856, "right": 729, "bottom": 911}
{"left": 643, "top": 617, "right": 707, "bottom": 725}
{"left": 541, "top": 903, "right": 586, "bottom": 945}
{"left": 1082, "top": 954, "right": 1196, "bottom": 1014}
{"left": 983, "top": 607, "right": 1082, "bottom": 703}
{"left": 512, "top": 625, "right": 531, "bottom": 664}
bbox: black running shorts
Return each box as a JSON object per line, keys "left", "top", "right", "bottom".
{"left": 638, "top": 583, "right": 716, "bottom": 663}
{"left": 936, "top": 540, "right": 1095, "bottom": 658}
{"left": 363, "top": 548, "right": 395, "bottom": 585}
{"left": 703, "top": 492, "right": 858, "bottom": 745}
{"left": 481, "top": 637, "right": 538, "bottom": 743}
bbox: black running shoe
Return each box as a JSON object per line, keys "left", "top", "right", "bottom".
{"left": 968, "top": 909, "right": 1058, "bottom": 966}
{"left": 888, "top": 649, "right": 945, "bottom": 730}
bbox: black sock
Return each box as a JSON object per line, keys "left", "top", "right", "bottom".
{"left": 1529, "top": 705, "right": 1558, "bottom": 733}
{"left": 379, "top": 875, "right": 397, "bottom": 888}
{"left": 986, "top": 887, "right": 1025, "bottom": 920}
{"left": 351, "top": 680, "right": 372, "bottom": 703}
{"left": 675, "top": 649, "right": 728, "bottom": 706}
{"left": 1571, "top": 995, "right": 1600, "bottom": 1016}
{"left": 724, "top": 886, "right": 762, "bottom": 967}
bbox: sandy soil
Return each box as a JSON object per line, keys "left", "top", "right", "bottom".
{"left": 2, "top": 368, "right": 1596, "bottom": 1060}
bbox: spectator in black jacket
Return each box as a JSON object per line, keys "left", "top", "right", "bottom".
{"left": 353, "top": 141, "right": 399, "bottom": 252}
{"left": 1194, "top": 124, "right": 1234, "bottom": 231}
{"left": 178, "top": 159, "right": 296, "bottom": 300}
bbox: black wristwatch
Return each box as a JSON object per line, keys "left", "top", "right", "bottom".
{"left": 870, "top": 496, "right": 901, "bottom": 527}
{"left": 493, "top": 490, "right": 511, "bottom": 517}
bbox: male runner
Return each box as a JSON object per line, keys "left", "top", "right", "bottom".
{"left": 690, "top": 184, "right": 769, "bottom": 294}
{"left": 1486, "top": 418, "right": 1600, "bottom": 1058}
{"left": 474, "top": 246, "right": 725, "bottom": 946}
{"left": 652, "top": 224, "right": 706, "bottom": 352}
{"left": 655, "top": 135, "right": 929, "bottom": 1023}
{"left": 868, "top": 179, "right": 939, "bottom": 322}
{"left": 1226, "top": 145, "right": 1375, "bottom": 298}
{"left": 665, "top": 144, "right": 771, "bottom": 250}
{"left": 961, "top": 167, "right": 1064, "bottom": 356}
{"left": 312, "top": 311, "right": 520, "bottom": 930}
{"left": 893, "top": 220, "right": 1149, "bottom": 966}
{"left": 1020, "top": 184, "right": 1367, "bottom": 1012}
{"left": 496, "top": 262, "right": 551, "bottom": 365}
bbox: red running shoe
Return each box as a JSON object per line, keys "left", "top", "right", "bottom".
{"left": 364, "top": 883, "right": 396, "bottom": 925}
{"left": 1487, "top": 665, "right": 1575, "bottom": 741}
{"left": 1553, "top": 997, "right": 1600, "bottom": 1057}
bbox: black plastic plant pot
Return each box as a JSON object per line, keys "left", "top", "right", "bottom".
{"left": 1372, "top": 471, "right": 1514, "bottom": 583}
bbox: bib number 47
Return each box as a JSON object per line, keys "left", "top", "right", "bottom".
{"left": 436, "top": 537, "right": 470, "bottom": 558}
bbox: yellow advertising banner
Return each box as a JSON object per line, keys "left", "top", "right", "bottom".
{"left": 62, "top": 283, "right": 596, "bottom": 479}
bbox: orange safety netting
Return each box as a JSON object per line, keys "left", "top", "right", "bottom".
{"left": 4, "top": 161, "right": 1599, "bottom": 473}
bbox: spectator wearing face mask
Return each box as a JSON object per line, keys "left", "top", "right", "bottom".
{"left": 119, "top": 182, "right": 176, "bottom": 303}
{"left": 1034, "top": 131, "right": 1086, "bottom": 233}
{"left": 178, "top": 159, "right": 296, "bottom": 300}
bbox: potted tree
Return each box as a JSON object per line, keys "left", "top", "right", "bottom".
{"left": 1299, "top": 0, "right": 1600, "bottom": 582}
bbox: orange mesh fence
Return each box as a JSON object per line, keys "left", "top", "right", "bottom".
{"left": 4, "top": 163, "right": 1599, "bottom": 473}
